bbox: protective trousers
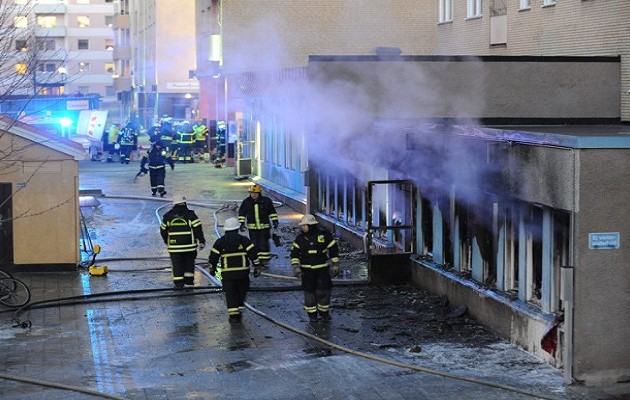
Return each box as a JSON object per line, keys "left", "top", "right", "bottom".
{"left": 222, "top": 278, "right": 250, "bottom": 316}
{"left": 302, "top": 268, "right": 332, "bottom": 315}
{"left": 149, "top": 168, "right": 166, "bottom": 194}
{"left": 170, "top": 251, "right": 197, "bottom": 287}
{"left": 249, "top": 229, "right": 271, "bottom": 265}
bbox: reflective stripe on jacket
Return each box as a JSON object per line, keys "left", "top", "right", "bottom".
{"left": 290, "top": 227, "right": 339, "bottom": 269}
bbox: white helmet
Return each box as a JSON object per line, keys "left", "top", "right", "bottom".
{"left": 172, "top": 195, "right": 187, "bottom": 205}
{"left": 299, "top": 214, "right": 318, "bottom": 226}
{"left": 224, "top": 217, "right": 241, "bottom": 231}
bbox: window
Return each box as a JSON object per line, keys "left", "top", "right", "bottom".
{"left": 105, "top": 16, "right": 114, "bottom": 28}
{"left": 105, "top": 39, "right": 114, "bottom": 51}
{"left": 78, "top": 62, "right": 89, "bottom": 73}
{"left": 37, "top": 63, "right": 57, "bottom": 73}
{"left": 14, "top": 16, "right": 28, "bottom": 28}
{"left": 543, "top": 0, "right": 556, "bottom": 5}
{"left": 467, "top": 0, "right": 482, "bottom": 18}
{"left": 37, "top": 39, "right": 55, "bottom": 51}
{"left": 78, "top": 39, "right": 89, "bottom": 50}
{"left": 519, "top": 0, "right": 531, "bottom": 8}
{"left": 15, "top": 63, "right": 27, "bottom": 74}
{"left": 77, "top": 16, "right": 90, "bottom": 28}
{"left": 36, "top": 16, "right": 57, "bottom": 28}
{"left": 439, "top": 0, "right": 453, "bottom": 23}
{"left": 105, "top": 62, "right": 115, "bottom": 73}
{"left": 78, "top": 86, "right": 90, "bottom": 94}
{"left": 15, "top": 40, "right": 28, "bottom": 51}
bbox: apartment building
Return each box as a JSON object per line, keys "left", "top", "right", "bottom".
{"left": 193, "top": 0, "right": 630, "bottom": 387}
{"left": 114, "top": 0, "right": 197, "bottom": 129}
{"left": 6, "top": 0, "right": 118, "bottom": 116}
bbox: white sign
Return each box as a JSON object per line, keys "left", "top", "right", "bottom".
{"left": 589, "top": 232, "right": 620, "bottom": 249}
{"left": 66, "top": 100, "right": 90, "bottom": 111}
{"left": 166, "top": 81, "right": 199, "bottom": 90}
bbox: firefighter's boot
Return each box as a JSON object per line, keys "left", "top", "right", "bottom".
{"left": 319, "top": 311, "right": 331, "bottom": 322}
{"left": 308, "top": 312, "right": 319, "bottom": 322}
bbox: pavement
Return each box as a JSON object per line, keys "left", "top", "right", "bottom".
{"left": 0, "top": 157, "right": 629, "bottom": 400}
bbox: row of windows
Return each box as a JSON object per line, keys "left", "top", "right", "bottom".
{"left": 14, "top": 38, "right": 114, "bottom": 52}
{"left": 313, "top": 168, "right": 568, "bottom": 314}
{"left": 15, "top": 61, "right": 115, "bottom": 75}
{"left": 439, "top": 0, "right": 557, "bottom": 23}
{"left": 14, "top": 0, "right": 115, "bottom": 4}
{"left": 14, "top": 15, "right": 115, "bottom": 29}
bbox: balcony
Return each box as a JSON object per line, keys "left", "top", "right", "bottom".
{"left": 113, "top": 76, "right": 132, "bottom": 92}
{"left": 35, "top": 27, "right": 67, "bottom": 37}
{"left": 113, "top": 46, "right": 131, "bottom": 61}
{"left": 113, "top": 14, "right": 130, "bottom": 30}
{"left": 34, "top": 4, "right": 67, "bottom": 14}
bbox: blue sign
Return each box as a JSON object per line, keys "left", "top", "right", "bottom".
{"left": 589, "top": 232, "right": 620, "bottom": 249}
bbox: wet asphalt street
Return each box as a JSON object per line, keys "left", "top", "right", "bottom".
{"left": 0, "top": 159, "right": 628, "bottom": 400}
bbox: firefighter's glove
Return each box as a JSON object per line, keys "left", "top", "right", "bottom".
{"left": 330, "top": 261, "right": 340, "bottom": 278}
{"left": 272, "top": 220, "right": 279, "bottom": 230}
{"left": 140, "top": 167, "right": 148, "bottom": 174}
{"left": 239, "top": 223, "right": 246, "bottom": 232}
{"left": 198, "top": 242, "right": 205, "bottom": 251}
{"left": 208, "top": 265, "right": 216, "bottom": 276}
{"left": 292, "top": 263, "right": 302, "bottom": 279}
{"left": 253, "top": 265, "right": 261, "bottom": 278}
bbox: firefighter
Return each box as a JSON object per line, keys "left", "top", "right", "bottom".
{"left": 160, "top": 195, "right": 206, "bottom": 288}
{"left": 139, "top": 141, "right": 174, "bottom": 197}
{"left": 118, "top": 122, "right": 138, "bottom": 164}
{"left": 208, "top": 217, "right": 261, "bottom": 323}
{"left": 193, "top": 122, "right": 209, "bottom": 161}
{"left": 290, "top": 214, "right": 340, "bottom": 322}
{"left": 177, "top": 122, "right": 195, "bottom": 163}
{"left": 238, "top": 184, "right": 279, "bottom": 267}
{"left": 159, "top": 117, "right": 174, "bottom": 154}
{"left": 102, "top": 123, "right": 121, "bottom": 162}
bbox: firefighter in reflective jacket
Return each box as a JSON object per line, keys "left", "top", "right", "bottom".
{"left": 139, "top": 141, "right": 174, "bottom": 197}
{"left": 208, "top": 217, "right": 261, "bottom": 323}
{"left": 160, "top": 195, "right": 206, "bottom": 288}
{"left": 290, "top": 214, "right": 340, "bottom": 322}
{"left": 238, "top": 184, "right": 279, "bottom": 267}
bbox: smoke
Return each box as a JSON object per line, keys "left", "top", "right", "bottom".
{"left": 222, "top": 2, "right": 496, "bottom": 208}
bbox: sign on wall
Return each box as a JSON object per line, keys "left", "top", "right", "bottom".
{"left": 589, "top": 232, "right": 620, "bottom": 249}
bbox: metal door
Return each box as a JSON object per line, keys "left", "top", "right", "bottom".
{"left": 366, "top": 180, "right": 415, "bottom": 283}
{"left": 235, "top": 119, "right": 255, "bottom": 177}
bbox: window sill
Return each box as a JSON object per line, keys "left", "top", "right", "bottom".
{"left": 465, "top": 15, "right": 483, "bottom": 21}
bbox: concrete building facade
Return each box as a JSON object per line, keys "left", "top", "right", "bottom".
{"left": 4, "top": 0, "right": 118, "bottom": 115}
{"left": 114, "top": 0, "right": 198, "bottom": 128}
{"left": 190, "top": 0, "right": 630, "bottom": 387}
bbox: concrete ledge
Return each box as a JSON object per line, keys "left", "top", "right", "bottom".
{"left": 410, "top": 257, "right": 557, "bottom": 365}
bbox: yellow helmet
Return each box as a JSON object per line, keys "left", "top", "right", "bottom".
{"left": 248, "top": 184, "right": 262, "bottom": 193}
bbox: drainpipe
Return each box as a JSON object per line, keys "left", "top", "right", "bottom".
{"left": 562, "top": 148, "right": 577, "bottom": 385}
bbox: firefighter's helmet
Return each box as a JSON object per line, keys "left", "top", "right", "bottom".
{"left": 172, "top": 195, "right": 187, "bottom": 205}
{"left": 299, "top": 214, "right": 318, "bottom": 226}
{"left": 248, "top": 184, "right": 262, "bottom": 193}
{"left": 224, "top": 217, "right": 240, "bottom": 231}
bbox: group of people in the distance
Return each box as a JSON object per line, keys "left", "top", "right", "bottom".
{"left": 160, "top": 184, "right": 340, "bottom": 324}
